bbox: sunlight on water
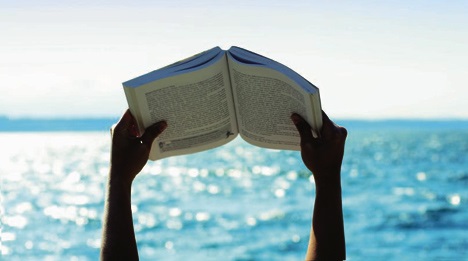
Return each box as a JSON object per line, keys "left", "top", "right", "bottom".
{"left": 1, "top": 128, "right": 467, "bottom": 260}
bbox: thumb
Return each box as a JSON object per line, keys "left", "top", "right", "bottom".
{"left": 291, "top": 113, "right": 313, "bottom": 145}
{"left": 140, "top": 121, "right": 167, "bottom": 146}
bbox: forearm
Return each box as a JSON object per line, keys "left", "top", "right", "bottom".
{"left": 100, "top": 173, "right": 139, "bottom": 261}
{"left": 305, "top": 172, "right": 346, "bottom": 261}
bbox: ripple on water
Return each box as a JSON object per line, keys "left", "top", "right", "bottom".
{"left": 1, "top": 130, "right": 468, "bottom": 260}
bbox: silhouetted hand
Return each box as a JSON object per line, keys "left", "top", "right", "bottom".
{"left": 291, "top": 111, "right": 347, "bottom": 185}
{"left": 110, "top": 109, "right": 167, "bottom": 185}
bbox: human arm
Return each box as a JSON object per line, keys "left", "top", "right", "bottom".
{"left": 100, "top": 110, "right": 167, "bottom": 261}
{"left": 291, "top": 111, "right": 347, "bottom": 261}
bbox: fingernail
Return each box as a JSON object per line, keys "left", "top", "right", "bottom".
{"left": 291, "top": 114, "right": 300, "bottom": 124}
{"left": 312, "top": 130, "right": 320, "bottom": 138}
{"left": 159, "top": 121, "right": 167, "bottom": 131}
{"left": 131, "top": 125, "right": 140, "bottom": 137}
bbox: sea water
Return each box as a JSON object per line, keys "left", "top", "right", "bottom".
{"left": 1, "top": 122, "right": 467, "bottom": 260}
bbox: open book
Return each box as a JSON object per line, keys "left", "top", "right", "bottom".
{"left": 123, "top": 46, "right": 322, "bottom": 160}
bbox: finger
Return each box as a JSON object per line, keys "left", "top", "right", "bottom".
{"left": 140, "top": 121, "right": 167, "bottom": 146}
{"left": 321, "top": 110, "right": 334, "bottom": 132}
{"left": 322, "top": 110, "right": 345, "bottom": 129}
{"left": 321, "top": 110, "right": 341, "bottom": 140}
{"left": 115, "top": 109, "right": 139, "bottom": 138}
{"left": 110, "top": 123, "right": 117, "bottom": 137}
{"left": 291, "top": 113, "right": 314, "bottom": 145}
{"left": 339, "top": 126, "right": 348, "bottom": 139}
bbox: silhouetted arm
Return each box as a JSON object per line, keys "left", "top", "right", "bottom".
{"left": 291, "top": 111, "right": 347, "bottom": 261}
{"left": 100, "top": 110, "right": 166, "bottom": 261}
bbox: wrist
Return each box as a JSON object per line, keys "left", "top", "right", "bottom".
{"left": 315, "top": 182, "right": 342, "bottom": 196}
{"left": 313, "top": 171, "right": 342, "bottom": 192}
{"left": 108, "top": 168, "right": 134, "bottom": 191}
{"left": 314, "top": 176, "right": 342, "bottom": 203}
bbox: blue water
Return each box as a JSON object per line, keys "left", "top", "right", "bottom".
{"left": 1, "top": 122, "right": 467, "bottom": 260}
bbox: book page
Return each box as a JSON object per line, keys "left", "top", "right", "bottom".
{"left": 129, "top": 54, "right": 238, "bottom": 160}
{"left": 227, "top": 57, "right": 321, "bottom": 151}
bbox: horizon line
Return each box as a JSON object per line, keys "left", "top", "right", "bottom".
{"left": 1, "top": 115, "right": 468, "bottom": 121}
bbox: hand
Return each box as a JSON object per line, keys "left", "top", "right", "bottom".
{"left": 291, "top": 111, "right": 347, "bottom": 185}
{"left": 110, "top": 109, "right": 167, "bottom": 185}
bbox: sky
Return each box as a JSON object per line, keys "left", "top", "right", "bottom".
{"left": 1, "top": 0, "right": 467, "bottom": 119}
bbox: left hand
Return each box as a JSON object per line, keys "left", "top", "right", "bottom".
{"left": 109, "top": 109, "right": 167, "bottom": 185}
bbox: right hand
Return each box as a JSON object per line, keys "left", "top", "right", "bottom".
{"left": 291, "top": 111, "right": 347, "bottom": 185}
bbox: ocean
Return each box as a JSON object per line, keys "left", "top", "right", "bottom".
{"left": 1, "top": 120, "right": 467, "bottom": 260}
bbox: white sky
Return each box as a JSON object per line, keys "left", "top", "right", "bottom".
{"left": 1, "top": 0, "right": 467, "bottom": 119}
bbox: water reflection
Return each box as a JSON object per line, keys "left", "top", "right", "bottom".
{"left": 1, "top": 130, "right": 467, "bottom": 260}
